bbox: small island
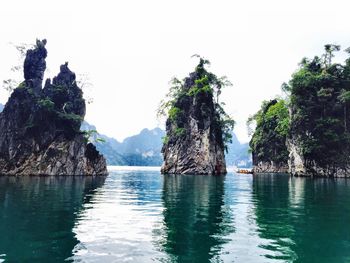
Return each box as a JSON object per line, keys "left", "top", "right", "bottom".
{"left": 160, "top": 57, "right": 234, "bottom": 175}
{"left": 0, "top": 40, "right": 107, "bottom": 176}
{"left": 249, "top": 45, "right": 350, "bottom": 177}
{"left": 248, "top": 99, "right": 289, "bottom": 173}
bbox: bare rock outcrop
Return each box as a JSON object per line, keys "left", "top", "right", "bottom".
{"left": 287, "top": 137, "right": 350, "bottom": 177}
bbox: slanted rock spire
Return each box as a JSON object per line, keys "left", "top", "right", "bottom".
{"left": 23, "top": 39, "right": 47, "bottom": 93}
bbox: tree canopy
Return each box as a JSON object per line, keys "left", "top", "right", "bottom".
{"left": 248, "top": 98, "right": 289, "bottom": 164}
{"left": 287, "top": 44, "right": 350, "bottom": 166}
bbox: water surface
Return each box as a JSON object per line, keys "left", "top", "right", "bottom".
{"left": 0, "top": 168, "right": 350, "bottom": 262}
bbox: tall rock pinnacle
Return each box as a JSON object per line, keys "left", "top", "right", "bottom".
{"left": 0, "top": 39, "right": 107, "bottom": 175}
{"left": 23, "top": 39, "right": 47, "bottom": 93}
{"left": 161, "top": 58, "right": 228, "bottom": 175}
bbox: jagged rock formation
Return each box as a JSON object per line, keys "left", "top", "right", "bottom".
{"left": 0, "top": 39, "right": 107, "bottom": 175}
{"left": 161, "top": 59, "right": 228, "bottom": 175}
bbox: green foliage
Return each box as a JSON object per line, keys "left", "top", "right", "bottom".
{"left": 24, "top": 120, "right": 35, "bottom": 131}
{"left": 58, "top": 112, "right": 83, "bottom": 122}
{"left": 82, "top": 129, "right": 97, "bottom": 143}
{"left": 38, "top": 98, "right": 55, "bottom": 112}
{"left": 323, "top": 44, "right": 341, "bottom": 68}
{"left": 157, "top": 77, "right": 184, "bottom": 119}
{"left": 287, "top": 44, "right": 350, "bottom": 166}
{"left": 215, "top": 102, "right": 235, "bottom": 152}
{"left": 56, "top": 112, "right": 83, "bottom": 134}
{"left": 17, "top": 81, "right": 26, "bottom": 89}
{"left": 187, "top": 76, "right": 213, "bottom": 96}
{"left": 168, "top": 107, "right": 182, "bottom": 123}
{"left": 202, "top": 85, "right": 212, "bottom": 93}
{"left": 265, "top": 100, "right": 290, "bottom": 136}
{"left": 338, "top": 89, "right": 350, "bottom": 104}
{"left": 162, "top": 135, "right": 169, "bottom": 144}
{"left": 159, "top": 55, "right": 234, "bottom": 150}
{"left": 27, "top": 88, "right": 34, "bottom": 95}
{"left": 187, "top": 86, "right": 201, "bottom": 96}
{"left": 96, "top": 138, "right": 106, "bottom": 143}
{"left": 248, "top": 99, "right": 289, "bottom": 163}
{"left": 82, "top": 129, "right": 106, "bottom": 144}
{"left": 250, "top": 44, "right": 350, "bottom": 167}
{"left": 174, "top": 127, "right": 186, "bottom": 137}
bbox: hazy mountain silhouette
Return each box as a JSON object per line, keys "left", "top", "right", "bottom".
{"left": 82, "top": 122, "right": 251, "bottom": 167}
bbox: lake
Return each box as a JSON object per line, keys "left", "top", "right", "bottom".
{"left": 0, "top": 167, "right": 349, "bottom": 262}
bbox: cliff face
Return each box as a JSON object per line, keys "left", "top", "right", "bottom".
{"left": 287, "top": 123, "right": 350, "bottom": 177}
{"left": 252, "top": 159, "right": 289, "bottom": 173}
{"left": 0, "top": 39, "right": 107, "bottom": 175}
{"left": 287, "top": 137, "right": 308, "bottom": 176}
{"left": 161, "top": 60, "right": 227, "bottom": 175}
{"left": 285, "top": 50, "right": 350, "bottom": 177}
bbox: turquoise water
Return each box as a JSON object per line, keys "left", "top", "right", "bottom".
{"left": 0, "top": 168, "right": 350, "bottom": 262}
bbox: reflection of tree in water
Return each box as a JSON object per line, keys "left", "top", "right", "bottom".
{"left": 253, "top": 175, "right": 350, "bottom": 263}
{"left": 0, "top": 176, "right": 106, "bottom": 262}
{"left": 252, "top": 174, "right": 297, "bottom": 261}
{"left": 160, "top": 175, "right": 234, "bottom": 263}
{"left": 291, "top": 178, "right": 350, "bottom": 263}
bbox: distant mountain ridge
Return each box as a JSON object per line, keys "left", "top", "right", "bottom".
{"left": 81, "top": 122, "right": 165, "bottom": 166}
{"left": 82, "top": 121, "right": 251, "bottom": 167}
{"left": 226, "top": 133, "right": 252, "bottom": 167}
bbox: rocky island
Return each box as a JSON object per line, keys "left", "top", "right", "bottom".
{"left": 248, "top": 99, "right": 289, "bottom": 173}
{"left": 160, "top": 57, "right": 234, "bottom": 175}
{"left": 0, "top": 39, "right": 107, "bottom": 175}
{"left": 250, "top": 44, "right": 350, "bottom": 177}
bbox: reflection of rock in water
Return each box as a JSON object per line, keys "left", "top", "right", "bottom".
{"left": 161, "top": 175, "right": 233, "bottom": 262}
{"left": 0, "top": 176, "right": 105, "bottom": 262}
{"left": 252, "top": 174, "right": 297, "bottom": 261}
{"left": 290, "top": 178, "right": 350, "bottom": 263}
{"left": 253, "top": 174, "right": 350, "bottom": 262}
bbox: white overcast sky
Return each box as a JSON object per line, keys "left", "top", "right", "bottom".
{"left": 0, "top": 0, "right": 349, "bottom": 143}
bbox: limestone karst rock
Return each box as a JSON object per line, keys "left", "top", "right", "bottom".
{"left": 23, "top": 39, "right": 47, "bottom": 93}
{"left": 249, "top": 99, "right": 289, "bottom": 173}
{"left": 0, "top": 39, "right": 107, "bottom": 175}
{"left": 161, "top": 59, "right": 228, "bottom": 175}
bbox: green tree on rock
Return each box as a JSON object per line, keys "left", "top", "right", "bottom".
{"left": 158, "top": 56, "right": 235, "bottom": 152}
{"left": 287, "top": 44, "right": 350, "bottom": 167}
{"left": 248, "top": 98, "right": 289, "bottom": 165}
